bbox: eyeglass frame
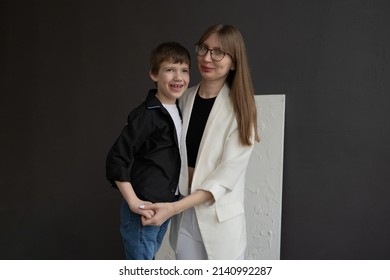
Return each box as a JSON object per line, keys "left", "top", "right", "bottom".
{"left": 195, "top": 43, "right": 233, "bottom": 62}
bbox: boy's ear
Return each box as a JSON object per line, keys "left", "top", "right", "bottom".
{"left": 149, "top": 70, "right": 158, "bottom": 82}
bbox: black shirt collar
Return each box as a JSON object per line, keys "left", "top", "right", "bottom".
{"left": 146, "top": 89, "right": 162, "bottom": 109}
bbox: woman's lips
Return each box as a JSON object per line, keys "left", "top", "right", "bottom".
{"left": 200, "top": 65, "right": 213, "bottom": 72}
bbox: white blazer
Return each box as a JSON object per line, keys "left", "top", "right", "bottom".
{"left": 169, "top": 83, "right": 255, "bottom": 259}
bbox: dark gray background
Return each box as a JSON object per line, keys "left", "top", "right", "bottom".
{"left": 1, "top": 0, "right": 389, "bottom": 259}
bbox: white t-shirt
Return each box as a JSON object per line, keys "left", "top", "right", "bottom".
{"left": 163, "top": 104, "right": 182, "bottom": 149}
{"left": 163, "top": 103, "right": 182, "bottom": 195}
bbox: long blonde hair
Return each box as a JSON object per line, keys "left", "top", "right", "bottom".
{"left": 198, "top": 24, "right": 260, "bottom": 145}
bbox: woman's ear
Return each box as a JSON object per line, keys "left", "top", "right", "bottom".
{"left": 230, "top": 64, "right": 236, "bottom": 71}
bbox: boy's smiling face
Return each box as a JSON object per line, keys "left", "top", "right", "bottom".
{"left": 150, "top": 61, "right": 190, "bottom": 104}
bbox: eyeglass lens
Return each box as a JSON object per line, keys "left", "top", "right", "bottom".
{"left": 196, "top": 44, "right": 225, "bottom": 61}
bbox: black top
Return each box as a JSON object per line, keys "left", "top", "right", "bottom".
{"left": 106, "top": 89, "right": 181, "bottom": 202}
{"left": 186, "top": 93, "right": 216, "bottom": 167}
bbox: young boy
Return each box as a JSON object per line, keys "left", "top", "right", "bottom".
{"left": 106, "top": 42, "right": 190, "bottom": 259}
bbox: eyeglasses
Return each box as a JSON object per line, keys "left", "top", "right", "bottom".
{"left": 195, "top": 44, "right": 231, "bottom": 62}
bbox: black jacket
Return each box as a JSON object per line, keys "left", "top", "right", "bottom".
{"left": 106, "top": 89, "right": 181, "bottom": 202}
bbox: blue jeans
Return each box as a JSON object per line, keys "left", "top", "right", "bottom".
{"left": 120, "top": 200, "right": 170, "bottom": 260}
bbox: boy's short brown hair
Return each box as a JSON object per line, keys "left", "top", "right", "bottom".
{"left": 150, "top": 42, "right": 191, "bottom": 75}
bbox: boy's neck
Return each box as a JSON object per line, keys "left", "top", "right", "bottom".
{"left": 155, "top": 92, "right": 176, "bottom": 105}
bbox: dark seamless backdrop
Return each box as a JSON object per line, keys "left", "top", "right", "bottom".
{"left": 1, "top": 0, "right": 389, "bottom": 259}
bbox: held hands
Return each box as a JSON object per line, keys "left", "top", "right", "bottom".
{"left": 139, "top": 203, "right": 176, "bottom": 226}
{"left": 115, "top": 181, "right": 156, "bottom": 219}
{"left": 129, "top": 198, "right": 155, "bottom": 219}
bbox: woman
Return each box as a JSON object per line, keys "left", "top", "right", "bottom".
{"left": 141, "top": 24, "right": 260, "bottom": 260}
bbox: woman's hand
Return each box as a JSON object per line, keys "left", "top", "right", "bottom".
{"left": 140, "top": 203, "right": 176, "bottom": 226}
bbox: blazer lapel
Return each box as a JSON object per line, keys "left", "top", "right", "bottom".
{"left": 178, "top": 85, "right": 199, "bottom": 196}
{"left": 181, "top": 85, "right": 199, "bottom": 142}
{"left": 196, "top": 83, "right": 230, "bottom": 165}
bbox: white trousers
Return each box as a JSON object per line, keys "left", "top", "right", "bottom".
{"left": 176, "top": 207, "right": 245, "bottom": 260}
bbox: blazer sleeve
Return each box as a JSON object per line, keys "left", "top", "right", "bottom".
{"left": 200, "top": 128, "right": 254, "bottom": 202}
{"left": 105, "top": 111, "right": 146, "bottom": 188}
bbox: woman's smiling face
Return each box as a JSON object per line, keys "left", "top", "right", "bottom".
{"left": 197, "top": 33, "right": 235, "bottom": 83}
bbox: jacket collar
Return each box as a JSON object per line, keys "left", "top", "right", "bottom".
{"left": 146, "top": 89, "right": 162, "bottom": 109}
{"left": 146, "top": 89, "right": 181, "bottom": 117}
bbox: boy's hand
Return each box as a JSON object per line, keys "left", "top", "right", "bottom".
{"left": 115, "top": 181, "right": 156, "bottom": 219}
{"left": 129, "top": 199, "right": 155, "bottom": 219}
